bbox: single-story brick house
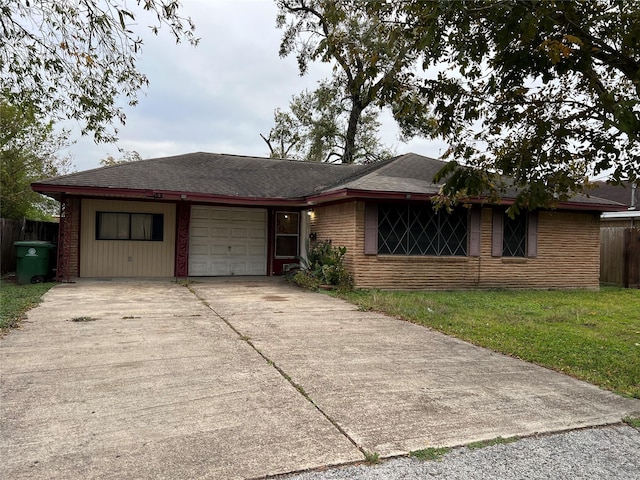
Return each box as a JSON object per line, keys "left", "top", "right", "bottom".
{"left": 32, "top": 152, "right": 624, "bottom": 289}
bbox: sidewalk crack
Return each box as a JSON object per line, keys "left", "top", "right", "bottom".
{"left": 182, "top": 283, "right": 369, "bottom": 460}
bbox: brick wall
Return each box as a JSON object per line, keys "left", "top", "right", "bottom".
{"left": 312, "top": 200, "right": 601, "bottom": 290}
{"left": 309, "top": 202, "right": 358, "bottom": 271}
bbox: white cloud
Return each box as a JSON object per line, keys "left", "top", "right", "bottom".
{"left": 60, "top": 0, "right": 443, "bottom": 172}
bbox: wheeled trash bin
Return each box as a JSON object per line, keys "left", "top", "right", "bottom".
{"left": 14, "top": 241, "right": 56, "bottom": 284}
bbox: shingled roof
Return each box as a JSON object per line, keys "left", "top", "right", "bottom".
{"left": 34, "top": 152, "right": 363, "bottom": 200}
{"left": 33, "top": 152, "right": 624, "bottom": 210}
{"left": 592, "top": 181, "right": 638, "bottom": 208}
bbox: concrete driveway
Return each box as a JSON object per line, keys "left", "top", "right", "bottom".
{"left": 1, "top": 278, "right": 638, "bottom": 479}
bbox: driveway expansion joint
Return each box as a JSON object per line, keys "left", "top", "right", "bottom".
{"left": 183, "top": 284, "right": 370, "bottom": 461}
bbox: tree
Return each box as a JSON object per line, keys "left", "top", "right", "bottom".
{"left": 279, "top": 1, "right": 640, "bottom": 209}
{"left": 276, "top": 0, "right": 427, "bottom": 164}
{"left": 261, "top": 79, "right": 395, "bottom": 163}
{"left": 390, "top": 0, "right": 640, "bottom": 211}
{"left": 100, "top": 150, "right": 143, "bottom": 166}
{"left": 1, "top": 97, "right": 73, "bottom": 220}
{"left": 1, "top": 1, "right": 197, "bottom": 143}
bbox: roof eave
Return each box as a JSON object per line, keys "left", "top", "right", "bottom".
{"left": 31, "top": 184, "right": 308, "bottom": 207}
{"left": 305, "top": 188, "right": 624, "bottom": 212}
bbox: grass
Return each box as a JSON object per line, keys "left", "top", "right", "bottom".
{"left": 623, "top": 417, "right": 640, "bottom": 429}
{"left": 363, "top": 451, "right": 380, "bottom": 464}
{"left": 337, "top": 287, "right": 640, "bottom": 398}
{"left": 0, "top": 280, "right": 56, "bottom": 331}
{"left": 410, "top": 447, "right": 451, "bottom": 461}
{"left": 467, "top": 436, "right": 519, "bottom": 450}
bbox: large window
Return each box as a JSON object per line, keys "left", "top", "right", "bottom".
{"left": 96, "top": 212, "right": 164, "bottom": 241}
{"left": 503, "top": 214, "right": 527, "bottom": 257}
{"left": 275, "top": 212, "right": 299, "bottom": 257}
{"left": 378, "top": 204, "right": 468, "bottom": 256}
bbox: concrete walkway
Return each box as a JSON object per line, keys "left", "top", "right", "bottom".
{"left": 1, "top": 278, "right": 638, "bottom": 479}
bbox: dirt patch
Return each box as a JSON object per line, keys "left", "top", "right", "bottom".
{"left": 262, "top": 295, "right": 288, "bottom": 302}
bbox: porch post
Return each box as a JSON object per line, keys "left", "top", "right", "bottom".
{"left": 175, "top": 202, "right": 191, "bottom": 278}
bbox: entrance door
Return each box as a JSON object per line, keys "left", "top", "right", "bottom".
{"left": 189, "top": 206, "right": 267, "bottom": 276}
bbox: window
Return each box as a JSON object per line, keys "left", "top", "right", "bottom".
{"left": 377, "top": 204, "right": 468, "bottom": 256}
{"left": 492, "top": 210, "right": 538, "bottom": 258}
{"left": 275, "top": 212, "right": 299, "bottom": 257}
{"left": 503, "top": 214, "right": 527, "bottom": 257}
{"left": 96, "top": 212, "right": 164, "bottom": 241}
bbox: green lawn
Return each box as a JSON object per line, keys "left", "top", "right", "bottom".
{"left": 0, "top": 281, "right": 56, "bottom": 331}
{"left": 337, "top": 287, "right": 640, "bottom": 398}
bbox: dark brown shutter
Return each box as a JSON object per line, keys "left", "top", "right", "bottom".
{"left": 492, "top": 209, "right": 503, "bottom": 257}
{"left": 469, "top": 208, "right": 481, "bottom": 257}
{"left": 364, "top": 203, "right": 378, "bottom": 255}
{"left": 527, "top": 211, "right": 538, "bottom": 258}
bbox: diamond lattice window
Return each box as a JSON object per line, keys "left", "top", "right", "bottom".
{"left": 378, "top": 205, "right": 468, "bottom": 256}
{"left": 503, "top": 214, "right": 527, "bottom": 257}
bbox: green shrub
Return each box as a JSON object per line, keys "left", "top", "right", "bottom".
{"left": 294, "top": 240, "right": 353, "bottom": 290}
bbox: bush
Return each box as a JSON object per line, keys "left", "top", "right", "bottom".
{"left": 293, "top": 241, "right": 353, "bottom": 290}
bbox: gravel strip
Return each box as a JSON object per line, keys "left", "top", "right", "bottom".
{"left": 283, "top": 425, "right": 640, "bottom": 480}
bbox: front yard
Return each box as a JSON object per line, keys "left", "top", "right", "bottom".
{"left": 338, "top": 287, "right": 640, "bottom": 398}
{"left": 0, "top": 280, "right": 55, "bottom": 331}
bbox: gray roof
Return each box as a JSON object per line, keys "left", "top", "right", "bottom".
{"left": 34, "top": 151, "right": 623, "bottom": 209}
{"left": 592, "top": 181, "right": 638, "bottom": 207}
{"left": 37, "top": 152, "right": 363, "bottom": 199}
{"left": 323, "top": 152, "right": 445, "bottom": 195}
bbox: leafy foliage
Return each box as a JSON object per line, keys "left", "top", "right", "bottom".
{"left": 278, "top": 1, "right": 640, "bottom": 209}
{"left": 1, "top": 1, "right": 198, "bottom": 143}
{"left": 393, "top": 0, "right": 640, "bottom": 210}
{"left": 0, "top": 97, "right": 73, "bottom": 220}
{"left": 100, "top": 150, "right": 142, "bottom": 166}
{"left": 294, "top": 240, "right": 353, "bottom": 289}
{"left": 276, "top": 0, "right": 427, "bottom": 164}
{"left": 261, "top": 79, "right": 394, "bottom": 163}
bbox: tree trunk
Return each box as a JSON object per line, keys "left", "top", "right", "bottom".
{"left": 343, "top": 100, "right": 364, "bottom": 164}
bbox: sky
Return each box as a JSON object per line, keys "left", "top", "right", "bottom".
{"left": 61, "top": 0, "right": 446, "bottom": 172}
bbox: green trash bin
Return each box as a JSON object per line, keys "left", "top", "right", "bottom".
{"left": 14, "top": 241, "right": 56, "bottom": 285}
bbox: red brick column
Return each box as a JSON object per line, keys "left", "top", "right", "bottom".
{"left": 175, "top": 202, "right": 190, "bottom": 277}
{"left": 56, "top": 195, "right": 80, "bottom": 281}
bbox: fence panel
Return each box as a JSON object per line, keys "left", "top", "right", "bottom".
{"left": 600, "top": 227, "right": 625, "bottom": 285}
{"left": 0, "top": 218, "right": 59, "bottom": 274}
{"left": 624, "top": 228, "right": 640, "bottom": 288}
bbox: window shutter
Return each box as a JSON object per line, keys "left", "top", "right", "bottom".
{"left": 527, "top": 211, "right": 538, "bottom": 258}
{"left": 492, "top": 209, "right": 503, "bottom": 257}
{"left": 469, "top": 208, "right": 481, "bottom": 257}
{"left": 364, "top": 203, "right": 378, "bottom": 255}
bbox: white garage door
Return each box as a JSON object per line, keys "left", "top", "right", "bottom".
{"left": 189, "top": 206, "right": 267, "bottom": 276}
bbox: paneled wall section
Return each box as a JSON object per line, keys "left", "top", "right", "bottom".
{"left": 80, "top": 199, "right": 176, "bottom": 277}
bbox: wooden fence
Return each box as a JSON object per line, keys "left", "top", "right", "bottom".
{"left": 600, "top": 227, "right": 640, "bottom": 288}
{"left": 0, "top": 218, "right": 59, "bottom": 274}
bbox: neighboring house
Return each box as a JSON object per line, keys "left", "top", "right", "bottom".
{"left": 592, "top": 181, "right": 638, "bottom": 210}
{"left": 32, "top": 152, "right": 623, "bottom": 290}
{"left": 592, "top": 181, "right": 640, "bottom": 288}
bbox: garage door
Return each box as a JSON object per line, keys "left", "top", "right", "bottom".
{"left": 189, "top": 206, "right": 267, "bottom": 276}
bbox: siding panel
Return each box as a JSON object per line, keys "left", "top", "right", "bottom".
{"left": 80, "top": 199, "right": 176, "bottom": 277}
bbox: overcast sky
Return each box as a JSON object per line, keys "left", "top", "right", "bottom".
{"left": 61, "top": 0, "right": 445, "bottom": 172}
